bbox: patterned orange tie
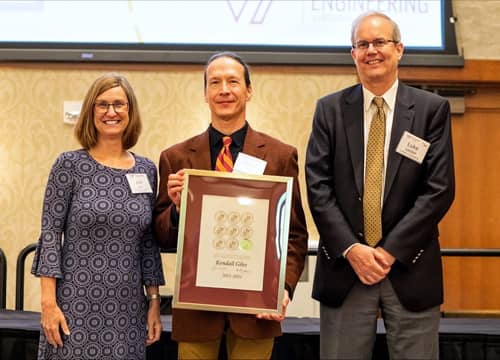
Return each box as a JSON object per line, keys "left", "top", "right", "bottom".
{"left": 363, "top": 97, "right": 385, "bottom": 247}
{"left": 215, "top": 136, "right": 233, "bottom": 172}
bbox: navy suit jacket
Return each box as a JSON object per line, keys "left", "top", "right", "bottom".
{"left": 306, "top": 82, "right": 455, "bottom": 311}
{"left": 154, "top": 125, "right": 308, "bottom": 341}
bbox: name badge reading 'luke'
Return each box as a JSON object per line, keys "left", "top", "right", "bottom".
{"left": 126, "top": 173, "right": 153, "bottom": 194}
{"left": 396, "top": 131, "right": 430, "bottom": 164}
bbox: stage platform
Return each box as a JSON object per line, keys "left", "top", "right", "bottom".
{"left": 1, "top": 310, "right": 499, "bottom": 359}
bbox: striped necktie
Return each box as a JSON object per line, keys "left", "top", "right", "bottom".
{"left": 215, "top": 136, "right": 233, "bottom": 172}
{"left": 363, "top": 96, "right": 385, "bottom": 247}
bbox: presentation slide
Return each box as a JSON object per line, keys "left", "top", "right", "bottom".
{"left": 0, "top": 0, "right": 444, "bottom": 49}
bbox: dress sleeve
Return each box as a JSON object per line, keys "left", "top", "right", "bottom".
{"left": 31, "top": 153, "right": 74, "bottom": 278}
{"left": 141, "top": 161, "right": 166, "bottom": 286}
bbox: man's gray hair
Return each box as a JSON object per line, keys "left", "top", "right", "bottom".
{"left": 351, "top": 11, "right": 401, "bottom": 46}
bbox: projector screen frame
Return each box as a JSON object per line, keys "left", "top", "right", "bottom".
{"left": 0, "top": 0, "right": 463, "bottom": 67}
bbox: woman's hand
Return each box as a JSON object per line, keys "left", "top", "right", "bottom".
{"left": 40, "top": 276, "right": 70, "bottom": 348}
{"left": 41, "top": 302, "right": 70, "bottom": 348}
{"left": 146, "top": 298, "right": 162, "bottom": 345}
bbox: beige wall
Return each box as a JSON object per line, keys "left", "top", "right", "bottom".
{"left": 453, "top": 0, "right": 500, "bottom": 59}
{"left": 1, "top": 1, "right": 499, "bottom": 311}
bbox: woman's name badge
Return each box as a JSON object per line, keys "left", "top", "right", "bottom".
{"left": 396, "top": 131, "right": 430, "bottom": 164}
{"left": 126, "top": 173, "right": 153, "bottom": 194}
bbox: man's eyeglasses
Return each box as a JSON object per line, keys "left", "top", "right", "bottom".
{"left": 94, "top": 102, "right": 129, "bottom": 114}
{"left": 353, "top": 38, "right": 398, "bottom": 50}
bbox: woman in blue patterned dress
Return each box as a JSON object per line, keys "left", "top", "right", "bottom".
{"left": 31, "top": 73, "right": 165, "bottom": 359}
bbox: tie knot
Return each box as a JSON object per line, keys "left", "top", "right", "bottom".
{"left": 373, "top": 96, "right": 384, "bottom": 109}
{"left": 222, "top": 136, "right": 232, "bottom": 147}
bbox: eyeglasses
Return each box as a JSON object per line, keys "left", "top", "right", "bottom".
{"left": 353, "top": 38, "right": 398, "bottom": 50}
{"left": 94, "top": 102, "right": 129, "bottom": 114}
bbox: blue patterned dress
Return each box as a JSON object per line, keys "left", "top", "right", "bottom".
{"left": 31, "top": 149, "right": 165, "bottom": 360}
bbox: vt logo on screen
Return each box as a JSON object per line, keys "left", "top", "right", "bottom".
{"left": 227, "top": 0, "right": 273, "bottom": 24}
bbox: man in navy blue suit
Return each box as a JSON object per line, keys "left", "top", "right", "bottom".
{"left": 306, "top": 11, "right": 455, "bottom": 359}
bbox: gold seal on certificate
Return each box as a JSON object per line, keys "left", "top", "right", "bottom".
{"left": 213, "top": 225, "right": 225, "bottom": 236}
{"left": 240, "top": 226, "right": 253, "bottom": 239}
{"left": 242, "top": 212, "right": 254, "bottom": 225}
{"left": 226, "top": 225, "right": 239, "bottom": 237}
{"left": 213, "top": 238, "right": 225, "bottom": 250}
{"left": 228, "top": 211, "right": 240, "bottom": 224}
{"left": 214, "top": 211, "right": 227, "bottom": 223}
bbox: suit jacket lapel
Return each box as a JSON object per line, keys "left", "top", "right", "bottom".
{"left": 384, "top": 83, "right": 415, "bottom": 203}
{"left": 188, "top": 129, "right": 212, "bottom": 170}
{"left": 241, "top": 126, "right": 266, "bottom": 160}
{"left": 344, "top": 85, "right": 365, "bottom": 196}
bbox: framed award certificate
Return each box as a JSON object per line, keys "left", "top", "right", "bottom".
{"left": 172, "top": 169, "right": 293, "bottom": 314}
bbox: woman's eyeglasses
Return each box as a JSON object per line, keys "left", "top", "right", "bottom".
{"left": 94, "top": 102, "right": 129, "bottom": 114}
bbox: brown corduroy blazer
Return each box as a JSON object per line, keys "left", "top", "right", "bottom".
{"left": 154, "top": 124, "right": 308, "bottom": 342}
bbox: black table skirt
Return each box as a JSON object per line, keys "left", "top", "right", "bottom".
{"left": 1, "top": 310, "right": 500, "bottom": 360}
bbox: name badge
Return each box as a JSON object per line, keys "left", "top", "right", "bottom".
{"left": 396, "top": 131, "right": 430, "bottom": 164}
{"left": 233, "top": 152, "right": 267, "bottom": 175}
{"left": 126, "top": 173, "right": 153, "bottom": 194}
